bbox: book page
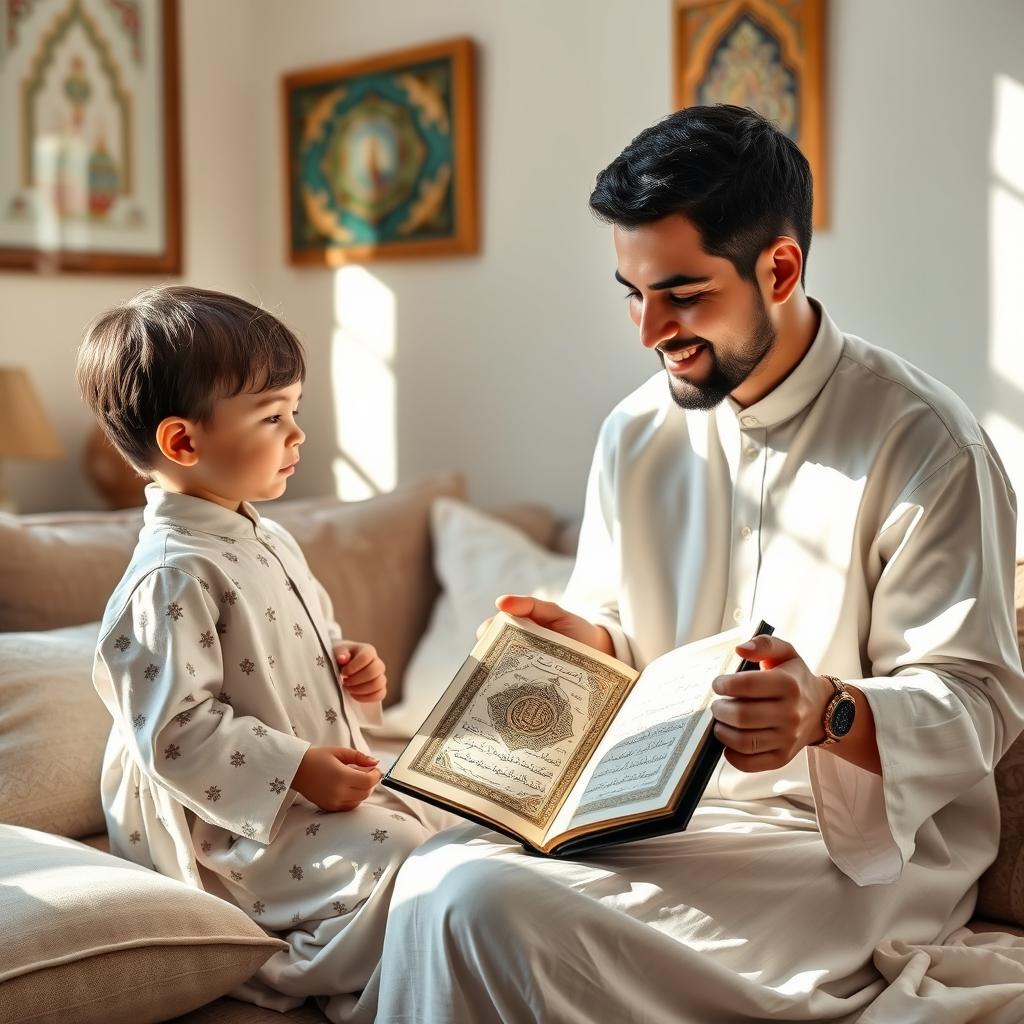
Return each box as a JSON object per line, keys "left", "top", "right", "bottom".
{"left": 388, "top": 614, "right": 637, "bottom": 846}
{"left": 549, "top": 627, "right": 745, "bottom": 839}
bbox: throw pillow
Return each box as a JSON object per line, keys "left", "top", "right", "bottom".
{"left": 376, "top": 498, "right": 575, "bottom": 739}
{"left": 0, "top": 623, "right": 109, "bottom": 839}
{"left": 0, "top": 824, "right": 287, "bottom": 1024}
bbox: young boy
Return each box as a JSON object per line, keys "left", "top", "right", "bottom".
{"left": 77, "top": 285, "right": 457, "bottom": 1022}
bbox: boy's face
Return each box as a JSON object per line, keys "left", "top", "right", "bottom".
{"left": 166, "top": 381, "right": 305, "bottom": 510}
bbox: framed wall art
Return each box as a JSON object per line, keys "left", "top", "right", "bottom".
{"left": 0, "top": 0, "right": 181, "bottom": 273}
{"left": 282, "top": 36, "right": 478, "bottom": 266}
{"left": 674, "top": 0, "right": 827, "bottom": 227}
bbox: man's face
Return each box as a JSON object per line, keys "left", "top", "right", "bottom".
{"left": 613, "top": 216, "right": 776, "bottom": 410}
{"left": 189, "top": 381, "right": 305, "bottom": 508}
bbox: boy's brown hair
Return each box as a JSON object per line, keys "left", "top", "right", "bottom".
{"left": 76, "top": 286, "right": 306, "bottom": 474}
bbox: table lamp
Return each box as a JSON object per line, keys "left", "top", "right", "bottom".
{"left": 0, "top": 367, "right": 65, "bottom": 513}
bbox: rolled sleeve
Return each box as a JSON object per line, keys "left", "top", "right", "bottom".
{"left": 808, "top": 445, "right": 1024, "bottom": 884}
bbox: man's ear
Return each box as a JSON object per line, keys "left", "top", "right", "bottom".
{"left": 155, "top": 417, "right": 200, "bottom": 467}
{"left": 757, "top": 236, "right": 803, "bottom": 308}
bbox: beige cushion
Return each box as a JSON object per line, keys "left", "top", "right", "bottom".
{"left": 975, "top": 560, "right": 1024, "bottom": 927}
{"left": 0, "top": 505, "right": 146, "bottom": 633}
{"left": 267, "top": 474, "right": 466, "bottom": 705}
{"left": 0, "top": 623, "right": 109, "bottom": 839}
{"left": 0, "top": 824, "right": 287, "bottom": 1024}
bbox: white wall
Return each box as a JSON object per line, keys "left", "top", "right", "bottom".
{"left": 3, "top": 0, "right": 1024, "bottom": 535}
{"left": 252, "top": 0, "right": 1024, "bottom": 527}
{"left": 249, "top": 0, "right": 672, "bottom": 516}
{"left": 0, "top": 0, "right": 262, "bottom": 512}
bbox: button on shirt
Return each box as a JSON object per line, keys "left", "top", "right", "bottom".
{"left": 562, "top": 301, "right": 1024, "bottom": 887}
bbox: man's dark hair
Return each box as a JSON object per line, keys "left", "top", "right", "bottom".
{"left": 589, "top": 104, "right": 812, "bottom": 285}
{"left": 76, "top": 286, "right": 306, "bottom": 474}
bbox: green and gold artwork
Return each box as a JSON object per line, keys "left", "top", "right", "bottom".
{"left": 284, "top": 38, "right": 478, "bottom": 264}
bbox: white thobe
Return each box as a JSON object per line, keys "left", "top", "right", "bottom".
{"left": 93, "top": 485, "right": 457, "bottom": 1023}
{"left": 373, "top": 303, "right": 1024, "bottom": 1023}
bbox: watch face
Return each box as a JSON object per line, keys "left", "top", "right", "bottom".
{"left": 831, "top": 695, "right": 856, "bottom": 737}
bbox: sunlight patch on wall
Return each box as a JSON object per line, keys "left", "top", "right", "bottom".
{"left": 988, "top": 74, "right": 1024, "bottom": 555}
{"left": 988, "top": 190, "right": 1024, "bottom": 389}
{"left": 993, "top": 74, "right": 1024, "bottom": 195}
{"left": 331, "top": 265, "right": 397, "bottom": 500}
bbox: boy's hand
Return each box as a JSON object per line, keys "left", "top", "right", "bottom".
{"left": 334, "top": 641, "right": 387, "bottom": 703}
{"left": 290, "top": 746, "right": 381, "bottom": 812}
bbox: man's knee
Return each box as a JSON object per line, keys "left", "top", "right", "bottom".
{"left": 392, "top": 839, "right": 539, "bottom": 937}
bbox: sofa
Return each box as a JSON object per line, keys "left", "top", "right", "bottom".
{"left": 2, "top": 471, "right": 1024, "bottom": 1023}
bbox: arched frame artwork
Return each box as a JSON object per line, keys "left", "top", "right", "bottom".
{"left": 674, "top": 0, "right": 827, "bottom": 228}
{"left": 282, "top": 36, "right": 479, "bottom": 266}
{"left": 0, "top": 0, "right": 181, "bottom": 273}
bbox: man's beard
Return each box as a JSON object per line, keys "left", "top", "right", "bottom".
{"left": 660, "top": 297, "right": 776, "bottom": 411}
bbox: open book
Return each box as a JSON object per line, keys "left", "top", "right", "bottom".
{"left": 383, "top": 613, "right": 773, "bottom": 857}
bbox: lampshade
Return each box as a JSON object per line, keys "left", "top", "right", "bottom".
{"left": 0, "top": 367, "right": 65, "bottom": 460}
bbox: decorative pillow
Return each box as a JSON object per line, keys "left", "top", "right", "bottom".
{"left": 268, "top": 474, "right": 465, "bottom": 706}
{"left": 975, "top": 559, "right": 1024, "bottom": 926}
{"left": 0, "top": 824, "right": 287, "bottom": 1024}
{"left": 376, "top": 498, "right": 576, "bottom": 739}
{"left": 0, "top": 623, "right": 109, "bottom": 839}
{"left": 0, "top": 507, "right": 144, "bottom": 632}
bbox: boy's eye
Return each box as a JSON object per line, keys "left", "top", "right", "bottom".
{"left": 264, "top": 410, "right": 299, "bottom": 425}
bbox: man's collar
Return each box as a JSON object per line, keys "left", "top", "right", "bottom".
{"left": 143, "top": 483, "right": 263, "bottom": 540}
{"left": 722, "top": 299, "right": 844, "bottom": 431}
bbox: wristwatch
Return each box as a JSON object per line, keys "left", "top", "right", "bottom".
{"left": 811, "top": 674, "right": 856, "bottom": 746}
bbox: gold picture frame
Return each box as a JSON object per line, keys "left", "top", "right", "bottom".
{"left": 282, "top": 36, "right": 479, "bottom": 266}
{"left": 0, "top": 0, "right": 182, "bottom": 274}
{"left": 674, "top": 0, "right": 827, "bottom": 228}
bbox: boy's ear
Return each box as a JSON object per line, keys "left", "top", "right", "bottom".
{"left": 155, "top": 417, "right": 199, "bottom": 467}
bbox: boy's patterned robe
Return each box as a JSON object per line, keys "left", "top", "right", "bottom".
{"left": 93, "top": 484, "right": 457, "bottom": 1021}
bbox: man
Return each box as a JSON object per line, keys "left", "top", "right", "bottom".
{"left": 372, "top": 105, "right": 1024, "bottom": 1022}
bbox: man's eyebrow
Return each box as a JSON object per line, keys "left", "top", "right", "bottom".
{"left": 253, "top": 391, "right": 302, "bottom": 408}
{"left": 614, "top": 270, "right": 711, "bottom": 290}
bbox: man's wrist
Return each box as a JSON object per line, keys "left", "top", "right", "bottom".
{"left": 807, "top": 673, "right": 835, "bottom": 746}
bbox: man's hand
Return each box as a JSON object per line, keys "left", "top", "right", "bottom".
{"left": 334, "top": 641, "right": 387, "bottom": 703}
{"left": 478, "top": 595, "right": 615, "bottom": 656}
{"left": 711, "top": 634, "right": 834, "bottom": 772}
{"left": 290, "top": 746, "right": 381, "bottom": 811}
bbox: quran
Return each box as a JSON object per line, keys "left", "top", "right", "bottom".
{"left": 383, "top": 613, "right": 773, "bottom": 857}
